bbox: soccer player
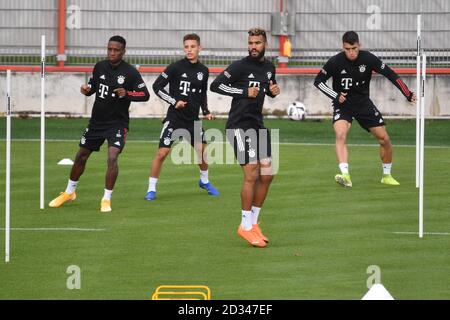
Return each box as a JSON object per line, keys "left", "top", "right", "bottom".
{"left": 210, "top": 28, "right": 280, "bottom": 248}
{"left": 49, "top": 35, "right": 150, "bottom": 212}
{"left": 144, "top": 33, "right": 219, "bottom": 200}
{"left": 314, "top": 31, "right": 416, "bottom": 188}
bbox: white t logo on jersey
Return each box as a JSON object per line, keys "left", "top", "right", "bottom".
{"left": 179, "top": 80, "right": 191, "bottom": 96}
{"left": 249, "top": 81, "right": 260, "bottom": 88}
{"left": 341, "top": 78, "right": 353, "bottom": 90}
{"left": 98, "top": 83, "right": 109, "bottom": 99}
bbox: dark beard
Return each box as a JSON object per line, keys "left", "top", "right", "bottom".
{"left": 248, "top": 48, "right": 265, "bottom": 61}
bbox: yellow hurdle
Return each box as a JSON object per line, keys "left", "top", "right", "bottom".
{"left": 151, "top": 285, "right": 211, "bottom": 300}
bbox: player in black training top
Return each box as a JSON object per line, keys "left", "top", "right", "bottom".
{"left": 49, "top": 35, "right": 150, "bottom": 212}
{"left": 314, "top": 31, "right": 416, "bottom": 188}
{"left": 210, "top": 28, "right": 280, "bottom": 248}
{"left": 144, "top": 33, "right": 219, "bottom": 201}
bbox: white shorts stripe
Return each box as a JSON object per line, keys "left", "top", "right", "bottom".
{"left": 160, "top": 121, "right": 170, "bottom": 139}
{"left": 234, "top": 129, "right": 245, "bottom": 152}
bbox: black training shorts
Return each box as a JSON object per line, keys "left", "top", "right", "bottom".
{"left": 226, "top": 127, "right": 272, "bottom": 165}
{"left": 79, "top": 125, "right": 128, "bottom": 152}
{"left": 333, "top": 100, "right": 385, "bottom": 132}
{"left": 158, "top": 120, "right": 206, "bottom": 149}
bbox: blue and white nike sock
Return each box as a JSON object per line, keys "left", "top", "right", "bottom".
{"left": 148, "top": 177, "right": 158, "bottom": 192}
{"left": 200, "top": 170, "right": 209, "bottom": 184}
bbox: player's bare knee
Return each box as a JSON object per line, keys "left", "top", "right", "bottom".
{"left": 74, "top": 156, "right": 84, "bottom": 166}
{"left": 260, "top": 174, "right": 274, "bottom": 184}
{"left": 335, "top": 132, "right": 347, "bottom": 143}
{"left": 244, "top": 171, "right": 259, "bottom": 184}
{"left": 379, "top": 134, "right": 391, "bottom": 147}
{"left": 156, "top": 153, "right": 166, "bottom": 162}
{"left": 74, "top": 152, "right": 89, "bottom": 165}
{"left": 107, "top": 156, "right": 118, "bottom": 168}
{"left": 156, "top": 149, "right": 170, "bottom": 162}
{"left": 245, "top": 175, "right": 258, "bottom": 184}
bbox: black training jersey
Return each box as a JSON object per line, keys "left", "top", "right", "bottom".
{"left": 85, "top": 60, "right": 150, "bottom": 129}
{"left": 153, "top": 58, "right": 210, "bottom": 125}
{"left": 314, "top": 50, "right": 413, "bottom": 106}
{"left": 210, "top": 56, "right": 277, "bottom": 129}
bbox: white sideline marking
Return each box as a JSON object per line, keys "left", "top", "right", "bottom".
{"left": 0, "top": 227, "right": 105, "bottom": 232}
{"left": 392, "top": 231, "right": 450, "bottom": 236}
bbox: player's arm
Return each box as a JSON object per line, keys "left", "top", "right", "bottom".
{"left": 122, "top": 70, "right": 150, "bottom": 102}
{"left": 81, "top": 65, "right": 98, "bottom": 96}
{"left": 371, "top": 53, "right": 416, "bottom": 102}
{"left": 210, "top": 62, "right": 248, "bottom": 98}
{"left": 152, "top": 65, "right": 178, "bottom": 106}
{"left": 266, "top": 68, "right": 280, "bottom": 98}
{"left": 200, "top": 71, "right": 213, "bottom": 119}
{"left": 314, "top": 61, "right": 339, "bottom": 101}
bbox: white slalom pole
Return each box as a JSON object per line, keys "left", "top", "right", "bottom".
{"left": 5, "top": 70, "right": 11, "bottom": 263}
{"left": 40, "top": 35, "right": 45, "bottom": 209}
{"left": 415, "top": 15, "right": 421, "bottom": 188}
{"left": 419, "top": 54, "right": 426, "bottom": 239}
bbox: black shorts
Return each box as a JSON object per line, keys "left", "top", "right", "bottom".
{"left": 158, "top": 120, "right": 206, "bottom": 148}
{"left": 333, "top": 101, "right": 385, "bottom": 132}
{"left": 79, "top": 125, "right": 128, "bottom": 152}
{"left": 226, "top": 128, "right": 272, "bottom": 165}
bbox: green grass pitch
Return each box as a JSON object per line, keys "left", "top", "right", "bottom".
{"left": 0, "top": 118, "right": 449, "bottom": 299}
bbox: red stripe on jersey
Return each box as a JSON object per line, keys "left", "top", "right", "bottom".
{"left": 127, "top": 91, "right": 146, "bottom": 96}
{"left": 396, "top": 78, "right": 410, "bottom": 96}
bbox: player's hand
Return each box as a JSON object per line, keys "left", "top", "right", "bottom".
{"left": 338, "top": 92, "right": 347, "bottom": 104}
{"left": 113, "top": 88, "right": 127, "bottom": 98}
{"left": 248, "top": 86, "right": 259, "bottom": 98}
{"left": 269, "top": 80, "right": 280, "bottom": 96}
{"left": 408, "top": 92, "right": 417, "bottom": 104}
{"left": 80, "top": 85, "right": 91, "bottom": 95}
{"left": 175, "top": 101, "right": 187, "bottom": 109}
{"left": 204, "top": 113, "right": 214, "bottom": 120}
